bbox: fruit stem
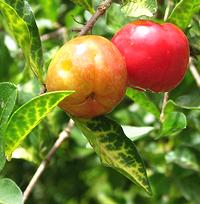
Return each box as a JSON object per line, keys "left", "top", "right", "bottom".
{"left": 160, "top": 92, "right": 169, "bottom": 122}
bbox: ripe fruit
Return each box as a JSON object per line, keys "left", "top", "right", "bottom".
{"left": 46, "top": 35, "right": 127, "bottom": 118}
{"left": 112, "top": 20, "right": 189, "bottom": 92}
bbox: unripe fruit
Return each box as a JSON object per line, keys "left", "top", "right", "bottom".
{"left": 46, "top": 35, "right": 127, "bottom": 118}
{"left": 112, "top": 20, "right": 190, "bottom": 92}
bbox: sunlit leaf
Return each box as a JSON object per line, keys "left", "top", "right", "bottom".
{"left": 120, "top": 0, "right": 157, "bottom": 17}
{"left": 122, "top": 125, "right": 154, "bottom": 141}
{"left": 74, "top": 116, "right": 152, "bottom": 195}
{"left": 4, "top": 91, "right": 74, "bottom": 160}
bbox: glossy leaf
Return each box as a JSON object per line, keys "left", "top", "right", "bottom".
{"left": 0, "top": 178, "right": 23, "bottom": 204}
{"left": 4, "top": 91, "right": 74, "bottom": 159}
{"left": 74, "top": 116, "right": 152, "bottom": 195}
{"left": 120, "top": 0, "right": 157, "bottom": 17}
{"left": 122, "top": 125, "right": 154, "bottom": 141}
{"left": 159, "top": 112, "right": 187, "bottom": 137}
{"left": 70, "top": 0, "right": 94, "bottom": 14}
{"left": 168, "top": 0, "right": 200, "bottom": 29}
{"left": 0, "top": 0, "right": 44, "bottom": 81}
{"left": 126, "top": 88, "right": 160, "bottom": 119}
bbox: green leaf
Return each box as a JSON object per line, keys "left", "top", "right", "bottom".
{"left": 74, "top": 116, "right": 152, "bottom": 195}
{"left": 0, "top": 0, "right": 44, "bottom": 81}
{"left": 122, "top": 125, "right": 154, "bottom": 141}
{"left": 0, "top": 82, "right": 17, "bottom": 171}
{"left": 4, "top": 91, "right": 74, "bottom": 160}
{"left": 168, "top": 0, "right": 200, "bottom": 29}
{"left": 0, "top": 178, "right": 23, "bottom": 204}
{"left": 126, "top": 88, "right": 160, "bottom": 119}
{"left": 175, "top": 95, "right": 200, "bottom": 110}
{"left": 175, "top": 175, "right": 200, "bottom": 204}
{"left": 166, "top": 146, "right": 199, "bottom": 172}
{"left": 106, "top": 3, "right": 132, "bottom": 33}
{"left": 165, "top": 97, "right": 200, "bottom": 111}
{"left": 38, "top": 0, "right": 60, "bottom": 21}
{"left": 0, "top": 82, "right": 17, "bottom": 129}
{"left": 0, "top": 146, "right": 5, "bottom": 172}
{"left": 70, "top": 0, "right": 95, "bottom": 14}
{"left": 120, "top": 0, "right": 157, "bottom": 17}
{"left": 159, "top": 112, "right": 187, "bottom": 137}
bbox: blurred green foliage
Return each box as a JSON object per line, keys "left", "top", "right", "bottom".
{"left": 0, "top": 0, "right": 200, "bottom": 204}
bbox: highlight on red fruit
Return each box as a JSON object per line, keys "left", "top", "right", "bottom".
{"left": 112, "top": 20, "right": 190, "bottom": 92}
{"left": 45, "top": 35, "right": 127, "bottom": 118}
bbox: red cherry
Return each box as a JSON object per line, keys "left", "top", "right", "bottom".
{"left": 112, "top": 20, "right": 190, "bottom": 92}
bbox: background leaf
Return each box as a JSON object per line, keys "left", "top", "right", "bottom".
{"left": 74, "top": 116, "right": 152, "bottom": 195}
{"left": 126, "top": 88, "right": 160, "bottom": 119}
{"left": 120, "top": 0, "right": 157, "bottom": 17}
{"left": 0, "top": 82, "right": 17, "bottom": 172}
{"left": 166, "top": 146, "right": 199, "bottom": 172}
{"left": 0, "top": 0, "right": 44, "bottom": 81}
{"left": 0, "top": 82, "right": 17, "bottom": 129}
{"left": 0, "top": 178, "right": 23, "bottom": 204}
{"left": 159, "top": 112, "right": 187, "bottom": 137}
{"left": 4, "top": 91, "right": 73, "bottom": 159}
{"left": 175, "top": 174, "right": 200, "bottom": 204}
{"left": 106, "top": 3, "right": 132, "bottom": 33}
{"left": 168, "top": 0, "right": 200, "bottom": 29}
{"left": 70, "top": 0, "right": 94, "bottom": 14}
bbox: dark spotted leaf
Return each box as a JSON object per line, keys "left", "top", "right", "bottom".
{"left": 74, "top": 116, "right": 152, "bottom": 195}
{"left": 4, "top": 91, "right": 74, "bottom": 160}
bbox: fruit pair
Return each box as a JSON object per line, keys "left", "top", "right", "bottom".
{"left": 46, "top": 20, "right": 189, "bottom": 118}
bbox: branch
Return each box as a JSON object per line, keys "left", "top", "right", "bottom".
{"left": 78, "top": 0, "right": 112, "bottom": 36}
{"left": 160, "top": 92, "right": 169, "bottom": 122}
{"left": 23, "top": 119, "right": 74, "bottom": 203}
{"left": 189, "top": 58, "right": 200, "bottom": 88}
{"left": 40, "top": 27, "right": 67, "bottom": 41}
{"left": 23, "top": 1, "right": 113, "bottom": 202}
